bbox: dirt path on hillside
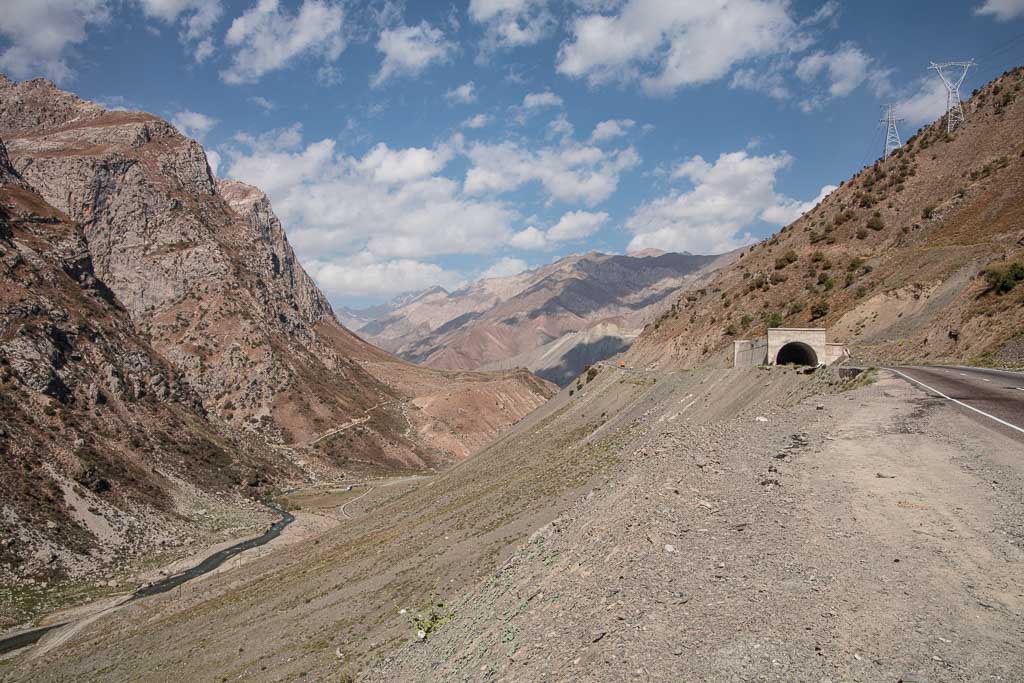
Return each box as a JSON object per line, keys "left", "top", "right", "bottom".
{"left": 370, "top": 370, "right": 1024, "bottom": 682}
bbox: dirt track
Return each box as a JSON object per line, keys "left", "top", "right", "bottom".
{"left": 3, "top": 367, "right": 1022, "bottom": 681}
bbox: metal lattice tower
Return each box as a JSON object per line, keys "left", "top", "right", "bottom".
{"left": 880, "top": 104, "right": 904, "bottom": 158}
{"left": 929, "top": 60, "right": 976, "bottom": 133}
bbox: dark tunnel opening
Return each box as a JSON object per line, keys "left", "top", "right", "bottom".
{"left": 776, "top": 341, "right": 818, "bottom": 366}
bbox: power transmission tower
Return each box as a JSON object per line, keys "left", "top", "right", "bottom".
{"left": 880, "top": 104, "right": 904, "bottom": 158}
{"left": 929, "top": 60, "right": 976, "bottom": 133}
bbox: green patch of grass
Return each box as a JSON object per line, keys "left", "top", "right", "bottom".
{"left": 842, "top": 367, "right": 879, "bottom": 391}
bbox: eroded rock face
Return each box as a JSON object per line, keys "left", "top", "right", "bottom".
{"left": 0, "top": 75, "right": 554, "bottom": 461}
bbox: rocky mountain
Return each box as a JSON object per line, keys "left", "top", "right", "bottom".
{"left": 0, "top": 76, "right": 554, "bottom": 584}
{"left": 628, "top": 66, "right": 1024, "bottom": 370}
{"left": 362, "top": 250, "right": 732, "bottom": 386}
{"left": 0, "top": 141, "right": 292, "bottom": 586}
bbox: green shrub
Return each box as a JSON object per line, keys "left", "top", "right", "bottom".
{"left": 765, "top": 312, "right": 783, "bottom": 328}
{"left": 866, "top": 215, "right": 885, "bottom": 231}
{"left": 740, "top": 314, "right": 753, "bottom": 328}
{"left": 810, "top": 300, "right": 829, "bottom": 319}
{"left": 856, "top": 228, "right": 869, "bottom": 240}
{"left": 922, "top": 205, "right": 935, "bottom": 219}
{"left": 724, "top": 323, "right": 738, "bottom": 336}
{"left": 983, "top": 262, "right": 1024, "bottom": 294}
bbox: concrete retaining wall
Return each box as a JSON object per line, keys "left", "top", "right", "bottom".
{"left": 734, "top": 338, "right": 769, "bottom": 368}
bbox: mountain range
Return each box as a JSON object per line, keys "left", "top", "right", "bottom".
{"left": 357, "top": 249, "right": 733, "bottom": 386}
{"left": 0, "top": 75, "right": 554, "bottom": 582}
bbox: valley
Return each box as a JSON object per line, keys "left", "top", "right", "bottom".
{"left": 0, "top": 14, "right": 1023, "bottom": 682}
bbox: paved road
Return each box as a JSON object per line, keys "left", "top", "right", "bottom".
{"left": 889, "top": 365, "right": 1024, "bottom": 443}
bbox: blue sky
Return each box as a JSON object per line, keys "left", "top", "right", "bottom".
{"left": 2, "top": 0, "right": 1023, "bottom": 307}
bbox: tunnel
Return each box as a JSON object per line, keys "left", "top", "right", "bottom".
{"left": 775, "top": 341, "right": 818, "bottom": 366}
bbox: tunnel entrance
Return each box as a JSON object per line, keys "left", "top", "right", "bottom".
{"left": 776, "top": 341, "right": 818, "bottom": 366}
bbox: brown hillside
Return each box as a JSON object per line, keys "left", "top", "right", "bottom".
{"left": 627, "top": 66, "right": 1024, "bottom": 370}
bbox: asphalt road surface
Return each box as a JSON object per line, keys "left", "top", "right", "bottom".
{"left": 890, "top": 365, "right": 1024, "bottom": 443}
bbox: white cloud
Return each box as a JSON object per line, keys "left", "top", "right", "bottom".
{"left": 557, "top": 0, "right": 802, "bottom": 95}
{"left": 249, "top": 95, "right": 275, "bottom": 111}
{"left": 626, "top": 149, "right": 819, "bottom": 254}
{"left": 795, "top": 43, "right": 889, "bottom": 107}
{"left": 760, "top": 183, "right": 836, "bottom": 225}
{"left": 462, "top": 113, "right": 492, "bottom": 129}
{"left": 481, "top": 256, "right": 529, "bottom": 280}
{"left": 221, "top": 0, "right": 346, "bottom": 85}
{"left": 547, "top": 210, "right": 608, "bottom": 241}
{"left": 374, "top": 21, "right": 454, "bottom": 86}
{"left": 136, "top": 0, "right": 222, "bottom": 62}
{"left": 509, "top": 226, "right": 548, "bottom": 250}
{"left": 464, "top": 140, "right": 640, "bottom": 206}
{"left": 730, "top": 67, "right": 790, "bottom": 100}
{"left": 206, "top": 149, "right": 222, "bottom": 176}
{"left": 590, "top": 118, "right": 636, "bottom": 142}
{"left": 547, "top": 113, "right": 574, "bottom": 138}
{"left": 171, "top": 109, "right": 218, "bottom": 140}
{"left": 522, "top": 91, "right": 563, "bottom": 109}
{"left": 975, "top": 0, "right": 1024, "bottom": 20}
{"left": 225, "top": 129, "right": 516, "bottom": 264}
{"left": 469, "top": 0, "right": 554, "bottom": 56}
{"left": 309, "top": 253, "right": 465, "bottom": 299}
{"left": 0, "top": 0, "right": 110, "bottom": 83}
{"left": 355, "top": 142, "right": 454, "bottom": 184}
{"left": 446, "top": 81, "right": 477, "bottom": 103}
{"left": 894, "top": 76, "right": 953, "bottom": 127}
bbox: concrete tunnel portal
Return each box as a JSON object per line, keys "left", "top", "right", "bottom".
{"left": 775, "top": 341, "right": 818, "bottom": 366}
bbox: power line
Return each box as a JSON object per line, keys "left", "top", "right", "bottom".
{"left": 930, "top": 60, "right": 976, "bottom": 133}
{"left": 880, "top": 104, "right": 904, "bottom": 159}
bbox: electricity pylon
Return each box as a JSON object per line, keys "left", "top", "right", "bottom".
{"left": 929, "top": 60, "right": 976, "bottom": 133}
{"left": 880, "top": 104, "right": 904, "bottom": 158}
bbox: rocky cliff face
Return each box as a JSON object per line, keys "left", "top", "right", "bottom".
{"left": 0, "top": 147, "right": 289, "bottom": 590}
{"left": 627, "top": 67, "right": 1024, "bottom": 370}
{"left": 362, "top": 250, "right": 732, "bottom": 385}
{"left": 0, "top": 75, "right": 553, "bottom": 463}
{"left": 0, "top": 76, "right": 555, "bottom": 587}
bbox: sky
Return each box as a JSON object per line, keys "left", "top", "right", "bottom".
{"left": 2, "top": 1, "right": 1023, "bottom": 308}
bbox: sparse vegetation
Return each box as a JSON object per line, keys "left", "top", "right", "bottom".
{"left": 982, "top": 262, "right": 1024, "bottom": 294}
{"left": 810, "top": 300, "right": 829, "bottom": 320}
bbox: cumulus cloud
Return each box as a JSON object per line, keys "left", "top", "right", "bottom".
{"left": 136, "top": 0, "right": 222, "bottom": 62}
{"left": 446, "top": 81, "right": 477, "bottom": 103}
{"left": 224, "top": 127, "right": 516, "bottom": 268}
{"left": 171, "top": 109, "right": 218, "bottom": 140}
{"left": 975, "top": 0, "right": 1024, "bottom": 20}
{"left": 546, "top": 210, "right": 609, "bottom": 241}
{"left": 795, "top": 42, "right": 890, "bottom": 109}
{"left": 464, "top": 139, "right": 640, "bottom": 206}
{"left": 590, "top": 118, "right": 636, "bottom": 142}
{"left": 308, "top": 253, "right": 465, "bottom": 299}
{"left": 469, "top": 0, "right": 554, "bottom": 56}
{"left": 249, "top": 95, "right": 275, "bottom": 112}
{"left": 557, "top": 0, "right": 803, "bottom": 95}
{"left": 462, "top": 113, "right": 492, "bottom": 129}
{"left": 480, "top": 256, "right": 530, "bottom": 280}
{"left": 0, "top": 0, "right": 110, "bottom": 83}
{"left": 509, "top": 226, "right": 548, "bottom": 250}
{"left": 374, "top": 21, "right": 454, "bottom": 86}
{"left": 894, "top": 76, "right": 953, "bottom": 127}
{"left": 522, "top": 91, "right": 563, "bottom": 109}
{"left": 221, "top": 0, "right": 346, "bottom": 85}
{"left": 760, "top": 183, "right": 836, "bottom": 225}
{"left": 626, "top": 149, "right": 823, "bottom": 254}
{"left": 206, "top": 149, "right": 222, "bottom": 176}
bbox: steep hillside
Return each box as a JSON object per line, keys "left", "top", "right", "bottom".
{"left": 0, "top": 145, "right": 288, "bottom": 592}
{"left": 364, "top": 250, "right": 731, "bottom": 385}
{"left": 0, "top": 75, "right": 554, "bottom": 474}
{"left": 628, "top": 66, "right": 1024, "bottom": 370}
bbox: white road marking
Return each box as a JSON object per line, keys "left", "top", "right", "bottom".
{"left": 982, "top": 378, "right": 991, "bottom": 382}
{"left": 959, "top": 373, "right": 967, "bottom": 376}
{"left": 891, "top": 369, "right": 1024, "bottom": 436}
